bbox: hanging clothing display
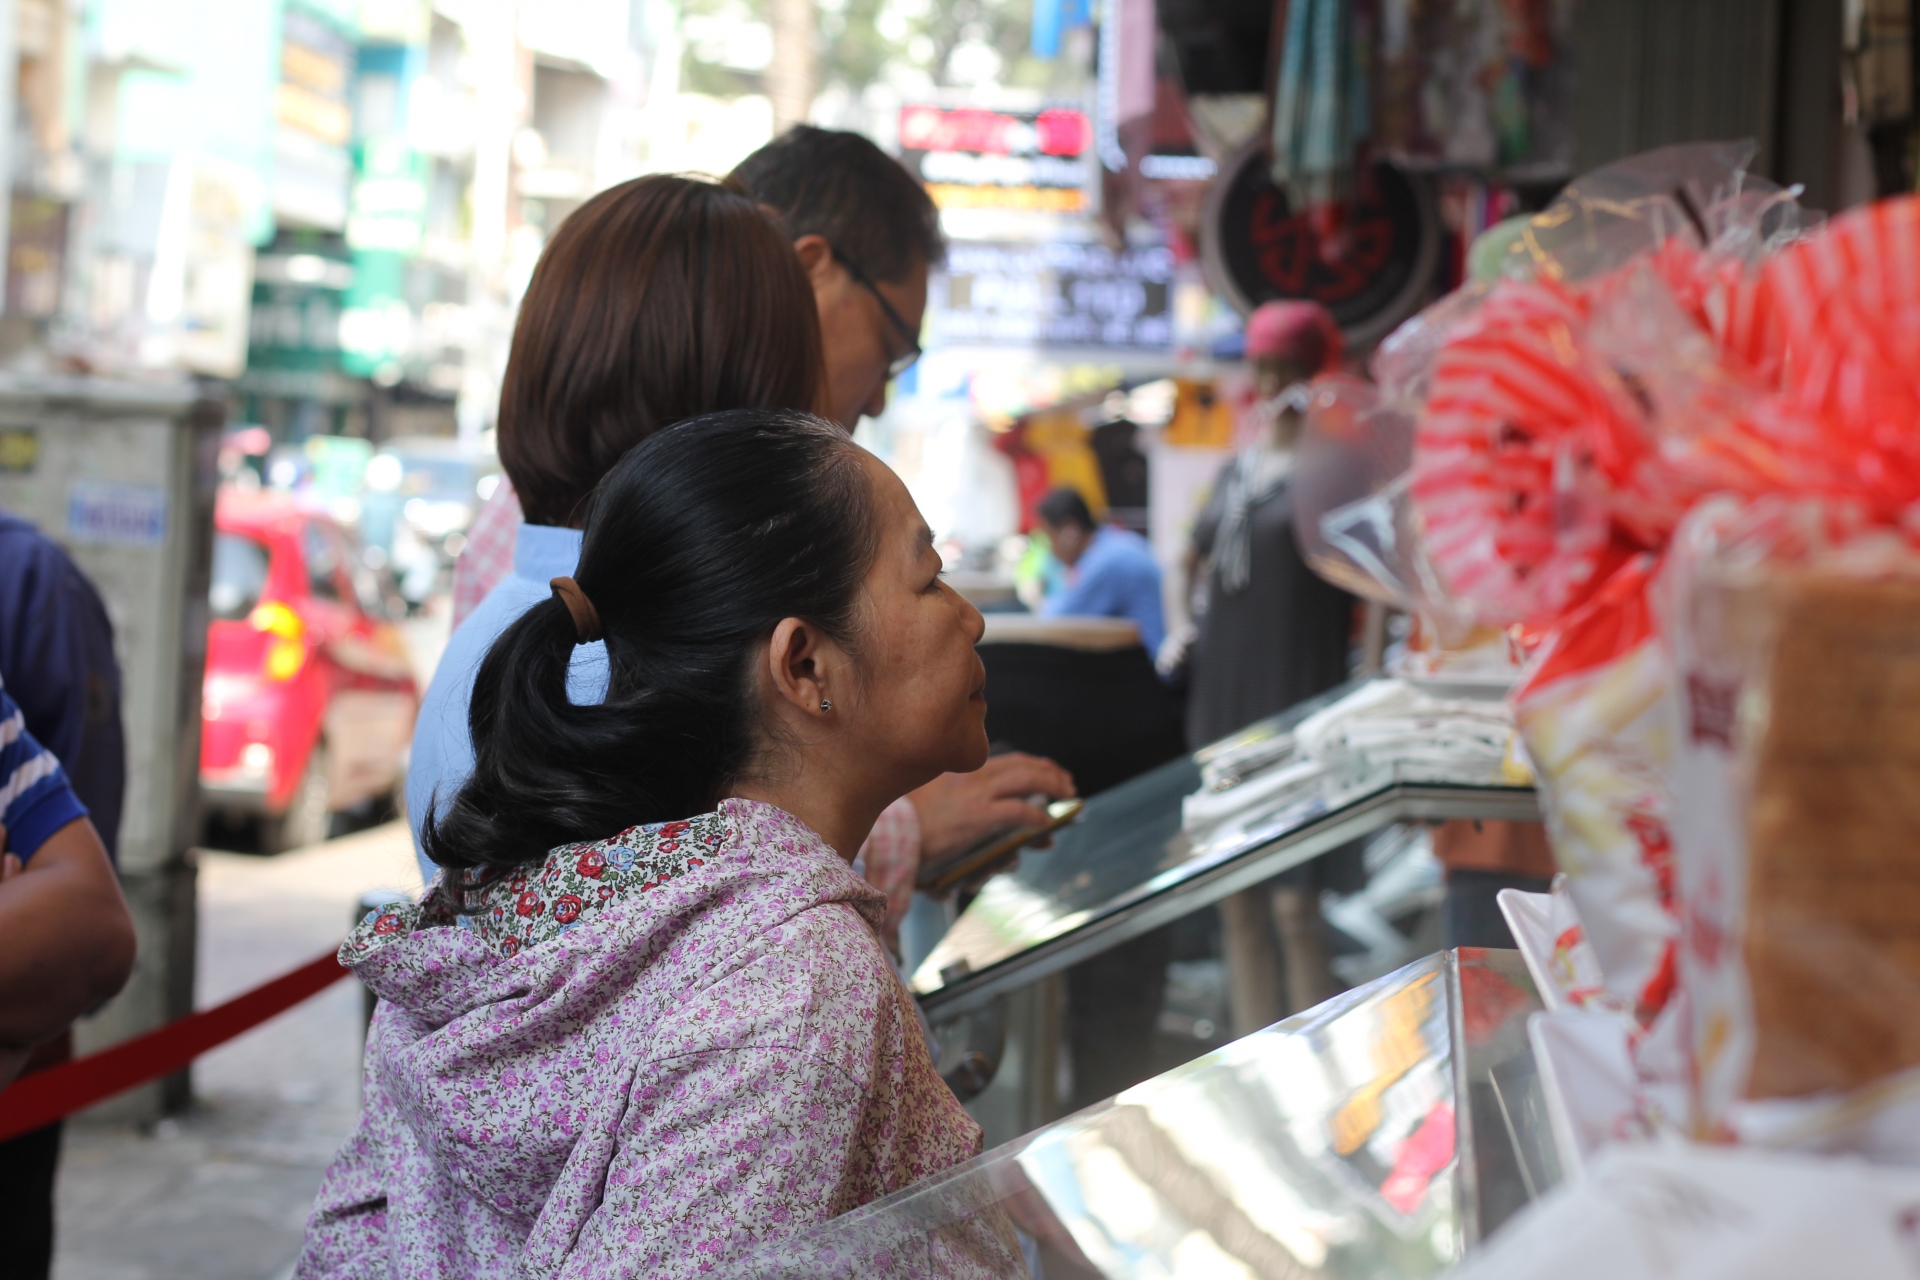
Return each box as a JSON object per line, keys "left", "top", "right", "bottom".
{"left": 1371, "top": 0, "right": 1574, "bottom": 172}
{"left": 1273, "top": 0, "right": 1575, "bottom": 194}
{"left": 1270, "top": 0, "right": 1370, "bottom": 207}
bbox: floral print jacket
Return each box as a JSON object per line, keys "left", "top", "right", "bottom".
{"left": 296, "top": 798, "right": 982, "bottom": 1279}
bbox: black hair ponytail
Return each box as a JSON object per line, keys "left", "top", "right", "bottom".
{"left": 422, "top": 409, "right": 875, "bottom": 909}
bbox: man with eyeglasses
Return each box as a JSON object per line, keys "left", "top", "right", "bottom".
{"left": 730, "top": 126, "right": 930, "bottom": 430}
{"left": 739, "top": 133, "right": 1182, "bottom": 1110}
{"left": 729, "top": 126, "right": 1074, "bottom": 937}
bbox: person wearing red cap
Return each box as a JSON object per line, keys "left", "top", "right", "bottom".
{"left": 1184, "top": 300, "right": 1352, "bottom": 737}
{"left": 1241, "top": 299, "right": 1344, "bottom": 392}
{"left": 1183, "top": 299, "right": 1361, "bottom": 1034}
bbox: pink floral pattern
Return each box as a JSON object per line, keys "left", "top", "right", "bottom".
{"left": 298, "top": 798, "right": 981, "bottom": 1279}
{"left": 859, "top": 797, "right": 922, "bottom": 949}
{"left": 347, "top": 813, "right": 730, "bottom": 960}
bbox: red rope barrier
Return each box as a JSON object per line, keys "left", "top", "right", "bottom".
{"left": 0, "top": 947, "right": 351, "bottom": 1142}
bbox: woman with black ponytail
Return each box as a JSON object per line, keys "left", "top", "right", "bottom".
{"left": 298, "top": 409, "right": 1006, "bottom": 1278}
{"left": 404, "top": 168, "right": 1073, "bottom": 948}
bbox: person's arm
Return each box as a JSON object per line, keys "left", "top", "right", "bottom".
{"left": 563, "top": 1042, "right": 870, "bottom": 1277}
{"left": 0, "top": 816, "right": 136, "bottom": 1068}
{"left": 853, "top": 754, "right": 1078, "bottom": 928}
{"left": 1169, "top": 468, "right": 1231, "bottom": 663}
{"left": 1038, "top": 550, "right": 1104, "bottom": 618}
{"left": 0, "top": 833, "right": 18, "bottom": 1086}
{"left": 295, "top": 1003, "right": 405, "bottom": 1273}
{"left": 0, "top": 537, "right": 89, "bottom": 773}
{"left": 909, "top": 752, "right": 1075, "bottom": 866}
{"left": 1162, "top": 543, "right": 1205, "bottom": 672}
{"left": 1128, "top": 558, "right": 1168, "bottom": 655}
{"left": 856, "top": 796, "right": 921, "bottom": 944}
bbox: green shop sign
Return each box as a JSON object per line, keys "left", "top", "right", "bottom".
{"left": 341, "top": 136, "right": 427, "bottom": 377}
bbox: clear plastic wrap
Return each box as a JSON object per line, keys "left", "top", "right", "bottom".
{"left": 1405, "top": 244, "right": 1814, "bottom": 630}
{"left": 1289, "top": 376, "right": 1485, "bottom": 639}
{"left": 1451, "top": 1143, "right": 1920, "bottom": 1280}
{"left": 1401, "top": 145, "right": 1822, "bottom": 633}
{"left": 1288, "top": 375, "right": 1408, "bottom": 603}
{"left": 1383, "top": 169, "right": 1837, "bottom": 1037}
{"left": 1487, "top": 140, "right": 1811, "bottom": 285}
{"left": 1290, "top": 130, "right": 1920, "bottom": 1169}
{"left": 1287, "top": 282, "right": 1498, "bottom": 633}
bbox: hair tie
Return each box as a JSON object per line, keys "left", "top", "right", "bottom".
{"left": 549, "top": 576, "right": 603, "bottom": 643}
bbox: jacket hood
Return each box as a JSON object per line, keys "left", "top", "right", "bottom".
{"left": 337, "top": 799, "right": 887, "bottom": 1221}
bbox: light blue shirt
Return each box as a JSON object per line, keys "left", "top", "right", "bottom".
{"left": 1039, "top": 524, "right": 1167, "bottom": 654}
{"left": 407, "top": 523, "right": 606, "bottom": 881}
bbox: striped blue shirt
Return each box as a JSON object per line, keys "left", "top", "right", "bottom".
{"left": 0, "top": 675, "right": 87, "bottom": 861}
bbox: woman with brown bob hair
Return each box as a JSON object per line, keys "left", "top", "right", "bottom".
{"left": 499, "top": 172, "right": 824, "bottom": 529}
{"left": 405, "top": 173, "right": 825, "bottom": 867}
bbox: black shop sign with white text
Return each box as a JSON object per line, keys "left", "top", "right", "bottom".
{"left": 928, "top": 239, "right": 1175, "bottom": 352}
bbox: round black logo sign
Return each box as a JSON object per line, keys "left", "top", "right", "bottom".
{"left": 1200, "top": 142, "right": 1438, "bottom": 347}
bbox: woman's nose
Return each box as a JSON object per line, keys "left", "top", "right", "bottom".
{"left": 961, "top": 595, "right": 985, "bottom": 644}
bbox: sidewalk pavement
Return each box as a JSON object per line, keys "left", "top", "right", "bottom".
{"left": 54, "top": 823, "right": 422, "bottom": 1280}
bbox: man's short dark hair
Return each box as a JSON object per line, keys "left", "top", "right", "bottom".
{"left": 1037, "top": 487, "right": 1097, "bottom": 532}
{"left": 730, "top": 126, "right": 945, "bottom": 284}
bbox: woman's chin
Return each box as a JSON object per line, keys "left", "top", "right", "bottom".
{"left": 957, "top": 727, "right": 992, "bottom": 773}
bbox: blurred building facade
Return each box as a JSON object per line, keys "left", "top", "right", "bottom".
{"left": 0, "top": 0, "right": 1084, "bottom": 454}
{"left": 0, "top": 0, "right": 663, "bottom": 448}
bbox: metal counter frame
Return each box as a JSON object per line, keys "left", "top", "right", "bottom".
{"left": 921, "top": 780, "right": 1539, "bottom": 1020}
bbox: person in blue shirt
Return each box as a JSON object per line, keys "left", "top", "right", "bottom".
{"left": 0, "top": 673, "right": 134, "bottom": 1081}
{"left": 0, "top": 680, "right": 88, "bottom": 865}
{"left": 0, "top": 512, "right": 124, "bottom": 862}
{"left": 1034, "top": 487, "right": 1167, "bottom": 655}
{"left": 0, "top": 513, "right": 130, "bottom": 1280}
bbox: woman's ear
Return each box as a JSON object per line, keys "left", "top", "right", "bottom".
{"left": 764, "top": 616, "right": 839, "bottom": 717}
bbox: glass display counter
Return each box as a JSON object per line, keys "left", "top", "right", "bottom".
{"left": 912, "top": 679, "right": 1538, "bottom": 1020}
{"left": 746, "top": 948, "right": 1556, "bottom": 1279}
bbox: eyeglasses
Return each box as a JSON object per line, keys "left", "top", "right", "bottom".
{"left": 831, "top": 245, "right": 922, "bottom": 378}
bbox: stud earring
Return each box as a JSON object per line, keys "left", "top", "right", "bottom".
{"left": 819, "top": 700, "right": 832, "bottom": 713}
